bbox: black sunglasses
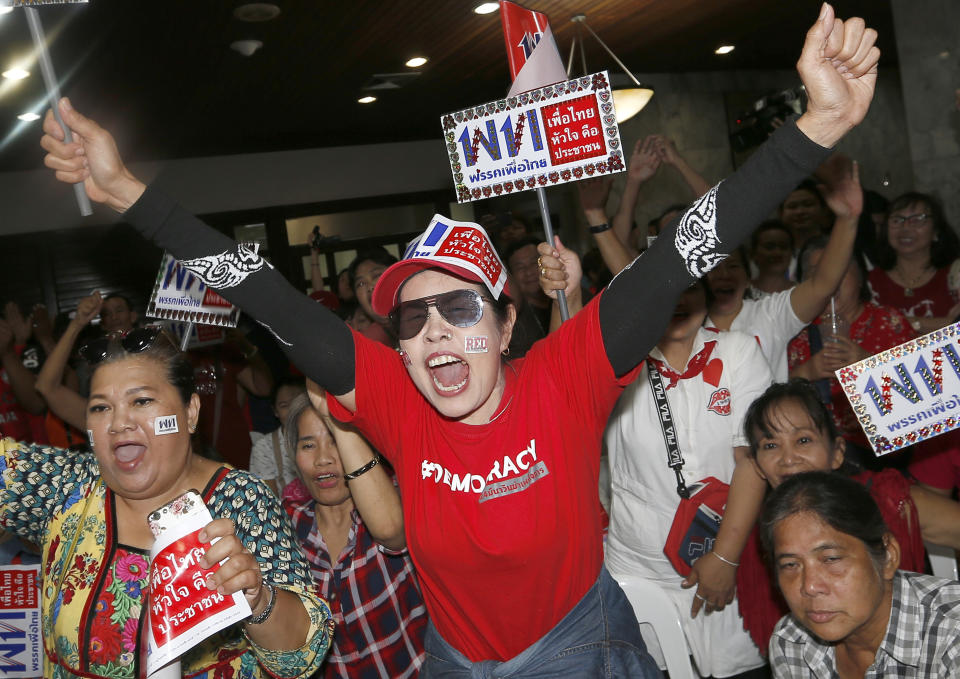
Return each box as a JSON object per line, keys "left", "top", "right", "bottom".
{"left": 390, "top": 289, "right": 492, "bottom": 340}
{"left": 80, "top": 327, "right": 174, "bottom": 364}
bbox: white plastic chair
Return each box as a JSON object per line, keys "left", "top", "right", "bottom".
{"left": 618, "top": 576, "right": 696, "bottom": 679}
{"left": 925, "top": 541, "right": 959, "bottom": 580}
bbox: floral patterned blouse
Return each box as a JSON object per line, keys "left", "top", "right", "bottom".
{"left": 788, "top": 302, "right": 915, "bottom": 448}
{"left": 0, "top": 438, "right": 334, "bottom": 679}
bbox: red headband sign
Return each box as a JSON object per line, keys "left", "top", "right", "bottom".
{"left": 404, "top": 217, "right": 508, "bottom": 299}
{"left": 441, "top": 71, "right": 624, "bottom": 203}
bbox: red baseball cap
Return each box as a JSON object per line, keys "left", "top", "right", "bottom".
{"left": 372, "top": 215, "right": 511, "bottom": 316}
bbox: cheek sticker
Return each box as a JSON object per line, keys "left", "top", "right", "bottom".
{"left": 154, "top": 415, "right": 179, "bottom": 435}
{"left": 465, "top": 336, "right": 488, "bottom": 353}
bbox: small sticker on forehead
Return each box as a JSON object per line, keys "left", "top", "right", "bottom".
{"left": 465, "top": 336, "right": 488, "bottom": 353}
{"left": 154, "top": 415, "right": 179, "bottom": 435}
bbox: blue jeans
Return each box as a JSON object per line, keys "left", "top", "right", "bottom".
{"left": 421, "top": 567, "right": 663, "bottom": 678}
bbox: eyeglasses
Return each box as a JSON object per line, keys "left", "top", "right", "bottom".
{"left": 390, "top": 289, "right": 491, "bottom": 340}
{"left": 80, "top": 326, "right": 174, "bottom": 364}
{"left": 888, "top": 213, "right": 930, "bottom": 227}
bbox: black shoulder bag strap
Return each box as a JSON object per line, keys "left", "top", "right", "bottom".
{"left": 646, "top": 360, "right": 691, "bottom": 499}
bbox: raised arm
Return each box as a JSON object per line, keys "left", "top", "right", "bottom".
{"left": 654, "top": 136, "right": 712, "bottom": 198}
{"left": 612, "top": 136, "right": 661, "bottom": 246}
{"left": 577, "top": 177, "right": 636, "bottom": 276}
{"left": 599, "top": 5, "right": 879, "bottom": 377}
{"left": 788, "top": 155, "right": 862, "bottom": 322}
{"left": 41, "top": 102, "right": 358, "bottom": 409}
{"left": 0, "top": 319, "right": 44, "bottom": 415}
{"left": 307, "top": 381, "right": 405, "bottom": 551}
{"left": 35, "top": 292, "right": 102, "bottom": 430}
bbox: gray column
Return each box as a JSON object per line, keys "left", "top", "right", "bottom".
{"left": 891, "top": 0, "right": 960, "bottom": 225}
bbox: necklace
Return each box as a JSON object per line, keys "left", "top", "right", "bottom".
{"left": 893, "top": 265, "right": 933, "bottom": 297}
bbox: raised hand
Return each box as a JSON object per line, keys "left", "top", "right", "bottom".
{"left": 40, "top": 98, "right": 146, "bottom": 212}
{"left": 819, "top": 155, "right": 862, "bottom": 219}
{"left": 796, "top": 3, "right": 880, "bottom": 148}
{"left": 627, "top": 135, "right": 661, "bottom": 183}
{"left": 3, "top": 302, "right": 32, "bottom": 345}
{"left": 74, "top": 292, "right": 103, "bottom": 327}
{"left": 576, "top": 176, "right": 613, "bottom": 214}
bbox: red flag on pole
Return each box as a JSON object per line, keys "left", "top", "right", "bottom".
{"left": 500, "top": 0, "right": 567, "bottom": 96}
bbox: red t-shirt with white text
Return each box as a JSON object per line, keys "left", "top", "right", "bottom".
{"left": 328, "top": 297, "right": 635, "bottom": 661}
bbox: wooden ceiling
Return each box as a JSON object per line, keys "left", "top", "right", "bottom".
{"left": 0, "top": 1, "right": 896, "bottom": 173}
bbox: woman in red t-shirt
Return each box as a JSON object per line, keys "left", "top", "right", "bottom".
{"left": 868, "top": 192, "right": 960, "bottom": 334}
{"left": 40, "top": 10, "right": 881, "bottom": 675}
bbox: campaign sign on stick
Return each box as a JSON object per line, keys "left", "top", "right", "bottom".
{"left": 441, "top": 70, "right": 624, "bottom": 203}
{"left": 0, "top": 564, "right": 41, "bottom": 678}
{"left": 146, "top": 492, "right": 250, "bottom": 675}
{"left": 161, "top": 320, "right": 226, "bottom": 350}
{"left": 146, "top": 248, "right": 255, "bottom": 328}
{"left": 837, "top": 321, "right": 960, "bottom": 456}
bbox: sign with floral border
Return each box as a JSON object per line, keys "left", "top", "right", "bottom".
{"left": 441, "top": 71, "right": 624, "bottom": 203}
{"left": 836, "top": 321, "right": 960, "bottom": 456}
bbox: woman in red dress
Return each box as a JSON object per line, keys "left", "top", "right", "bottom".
{"left": 868, "top": 192, "right": 960, "bottom": 333}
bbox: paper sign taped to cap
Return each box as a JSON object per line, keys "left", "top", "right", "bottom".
{"left": 837, "top": 321, "right": 960, "bottom": 456}
{"left": 0, "top": 564, "right": 42, "bottom": 678}
{"left": 146, "top": 246, "right": 258, "bottom": 328}
{"left": 440, "top": 70, "right": 624, "bottom": 203}
{"left": 403, "top": 217, "right": 508, "bottom": 298}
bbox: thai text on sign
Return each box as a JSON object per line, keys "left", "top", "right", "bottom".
{"left": 441, "top": 71, "right": 624, "bottom": 203}
{"left": 837, "top": 321, "right": 960, "bottom": 455}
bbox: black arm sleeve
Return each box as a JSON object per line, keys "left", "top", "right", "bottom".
{"left": 599, "top": 119, "right": 832, "bottom": 377}
{"left": 123, "top": 189, "right": 357, "bottom": 395}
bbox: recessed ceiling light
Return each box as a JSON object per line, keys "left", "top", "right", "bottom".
{"left": 2, "top": 68, "right": 30, "bottom": 80}
{"left": 474, "top": 3, "right": 499, "bottom": 14}
{"left": 715, "top": 45, "right": 735, "bottom": 55}
{"left": 18, "top": 113, "right": 40, "bottom": 122}
{"left": 405, "top": 56, "right": 428, "bottom": 68}
{"left": 358, "top": 96, "right": 377, "bottom": 104}
{"left": 233, "top": 3, "right": 280, "bottom": 22}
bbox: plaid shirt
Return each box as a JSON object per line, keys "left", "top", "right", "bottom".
{"left": 285, "top": 499, "right": 427, "bottom": 679}
{"left": 770, "top": 571, "right": 960, "bottom": 678}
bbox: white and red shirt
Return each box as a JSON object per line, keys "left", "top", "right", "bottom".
{"left": 707, "top": 289, "right": 805, "bottom": 382}
{"left": 328, "top": 297, "right": 635, "bottom": 662}
{"left": 603, "top": 327, "right": 772, "bottom": 677}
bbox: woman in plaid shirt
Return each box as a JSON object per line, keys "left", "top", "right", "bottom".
{"left": 762, "top": 472, "right": 960, "bottom": 677}
{"left": 283, "top": 392, "right": 426, "bottom": 678}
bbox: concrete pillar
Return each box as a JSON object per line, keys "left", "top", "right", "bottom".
{"left": 890, "top": 0, "right": 960, "bottom": 225}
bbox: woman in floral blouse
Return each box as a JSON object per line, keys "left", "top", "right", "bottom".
{"left": 0, "top": 328, "right": 333, "bottom": 678}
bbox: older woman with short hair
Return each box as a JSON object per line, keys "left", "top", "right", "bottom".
{"left": 762, "top": 471, "right": 960, "bottom": 677}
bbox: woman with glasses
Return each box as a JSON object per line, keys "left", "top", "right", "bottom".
{"left": 38, "top": 7, "right": 879, "bottom": 675}
{"left": 1, "top": 328, "right": 334, "bottom": 678}
{"left": 868, "top": 192, "right": 960, "bottom": 333}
